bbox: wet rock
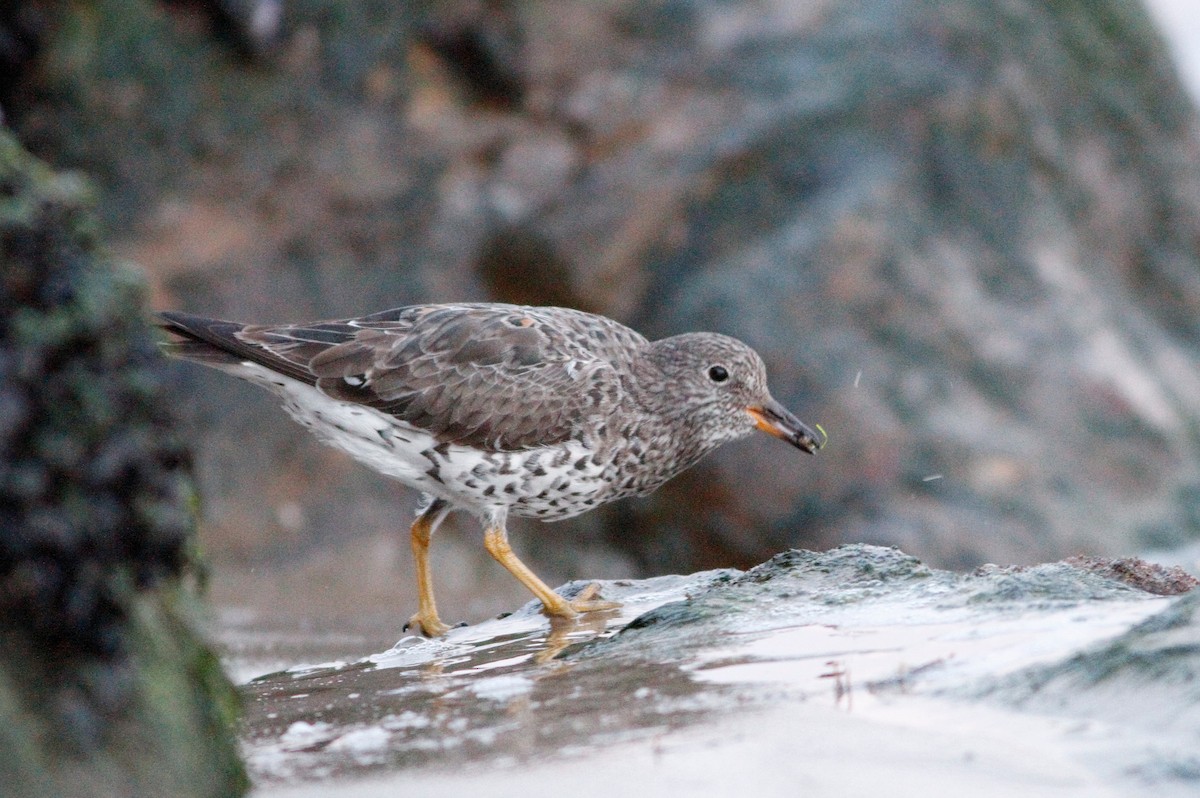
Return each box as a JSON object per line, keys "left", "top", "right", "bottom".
{"left": 0, "top": 130, "right": 245, "bottom": 797}
{"left": 1063, "top": 555, "right": 1199, "bottom": 596}
{"left": 236, "top": 544, "right": 1196, "bottom": 796}
{"left": 977, "top": 589, "right": 1200, "bottom": 793}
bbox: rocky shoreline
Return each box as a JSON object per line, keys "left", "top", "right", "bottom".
{"left": 234, "top": 544, "right": 1199, "bottom": 797}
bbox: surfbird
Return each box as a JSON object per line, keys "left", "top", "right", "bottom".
{"left": 158, "top": 303, "right": 825, "bottom": 636}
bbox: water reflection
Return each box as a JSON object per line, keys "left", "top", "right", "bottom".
{"left": 239, "top": 573, "right": 732, "bottom": 784}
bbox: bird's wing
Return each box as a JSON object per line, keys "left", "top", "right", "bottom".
{"left": 161, "top": 304, "right": 638, "bottom": 451}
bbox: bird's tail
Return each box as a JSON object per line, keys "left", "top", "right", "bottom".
{"left": 156, "top": 311, "right": 251, "bottom": 367}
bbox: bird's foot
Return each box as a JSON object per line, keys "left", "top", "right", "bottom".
{"left": 564, "top": 582, "right": 621, "bottom": 615}
{"left": 403, "top": 611, "right": 451, "bottom": 638}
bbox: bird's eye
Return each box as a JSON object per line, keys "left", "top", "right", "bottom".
{"left": 708, "top": 365, "right": 729, "bottom": 383}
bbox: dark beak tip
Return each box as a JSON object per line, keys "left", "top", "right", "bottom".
{"left": 749, "top": 404, "right": 825, "bottom": 454}
{"left": 799, "top": 423, "right": 827, "bottom": 454}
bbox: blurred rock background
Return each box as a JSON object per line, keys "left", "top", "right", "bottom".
{"left": 5, "top": 0, "right": 1200, "bottom": 637}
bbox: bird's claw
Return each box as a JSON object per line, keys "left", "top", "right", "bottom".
{"left": 405, "top": 612, "right": 451, "bottom": 637}
{"left": 565, "top": 582, "right": 621, "bottom": 614}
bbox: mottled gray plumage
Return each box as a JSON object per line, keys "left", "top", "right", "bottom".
{"left": 158, "top": 302, "right": 824, "bottom": 635}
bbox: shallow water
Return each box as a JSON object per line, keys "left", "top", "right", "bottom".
{"left": 237, "top": 573, "right": 734, "bottom": 785}
{"left": 228, "top": 547, "right": 1198, "bottom": 797}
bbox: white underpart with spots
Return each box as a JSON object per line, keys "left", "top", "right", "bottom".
{"left": 216, "top": 361, "right": 612, "bottom": 521}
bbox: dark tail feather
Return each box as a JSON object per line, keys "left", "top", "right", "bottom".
{"left": 158, "top": 310, "right": 245, "bottom": 342}
{"left": 156, "top": 311, "right": 317, "bottom": 385}
{"left": 157, "top": 311, "right": 249, "bottom": 364}
{"left": 159, "top": 338, "right": 249, "bottom": 365}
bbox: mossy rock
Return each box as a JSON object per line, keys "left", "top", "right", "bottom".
{"left": 0, "top": 129, "right": 246, "bottom": 796}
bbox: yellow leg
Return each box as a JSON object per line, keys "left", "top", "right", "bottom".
{"left": 405, "top": 499, "right": 451, "bottom": 637}
{"left": 482, "top": 524, "right": 619, "bottom": 619}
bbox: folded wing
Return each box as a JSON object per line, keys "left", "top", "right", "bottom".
{"left": 159, "top": 304, "right": 631, "bottom": 451}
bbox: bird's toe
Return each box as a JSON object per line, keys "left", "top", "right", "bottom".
{"left": 567, "top": 582, "right": 621, "bottom": 614}
{"left": 405, "top": 611, "right": 451, "bottom": 637}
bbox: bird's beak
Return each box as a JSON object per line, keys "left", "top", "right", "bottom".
{"left": 747, "top": 399, "right": 826, "bottom": 454}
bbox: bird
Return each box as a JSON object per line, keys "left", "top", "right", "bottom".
{"left": 157, "top": 303, "right": 825, "bottom": 636}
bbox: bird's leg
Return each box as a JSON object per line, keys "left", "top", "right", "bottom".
{"left": 482, "top": 523, "right": 619, "bottom": 619}
{"left": 405, "top": 498, "right": 452, "bottom": 637}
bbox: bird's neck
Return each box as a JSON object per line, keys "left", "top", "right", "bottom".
{"left": 627, "top": 346, "right": 682, "bottom": 419}
{"left": 625, "top": 349, "right": 718, "bottom": 463}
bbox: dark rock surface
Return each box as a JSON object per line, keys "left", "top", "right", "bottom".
{"left": 6, "top": 0, "right": 1200, "bottom": 621}
{"left": 233, "top": 545, "right": 1199, "bottom": 797}
{"left": 0, "top": 130, "right": 245, "bottom": 797}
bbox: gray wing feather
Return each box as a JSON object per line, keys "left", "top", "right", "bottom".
{"left": 163, "top": 304, "right": 640, "bottom": 452}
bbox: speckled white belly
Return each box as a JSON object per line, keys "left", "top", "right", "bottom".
{"left": 220, "top": 362, "right": 612, "bottom": 520}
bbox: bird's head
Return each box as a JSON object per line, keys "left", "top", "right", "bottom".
{"left": 644, "top": 333, "right": 825, "bottom": 454}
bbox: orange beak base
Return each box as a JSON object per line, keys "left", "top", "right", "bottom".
{"left": 746, "top": 401, "right": 825, "bottom": 454}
